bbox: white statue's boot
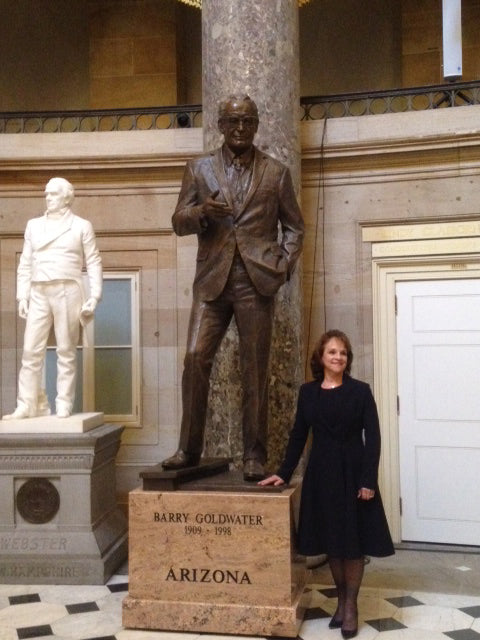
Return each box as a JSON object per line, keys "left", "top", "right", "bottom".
{"left": 56, "top": 402, "right": 72, "bottom": 418}
{"left": 56, "top": 364, "right": 75, "bottom": 419}
{"left": 12, "top": 355, "right": 43, "bottom": 419}
{"left": 3, "top": 407, "right": 30, "bottom": 419}
{"left": 2, "top": 401, "right": 34, "bottom": 420}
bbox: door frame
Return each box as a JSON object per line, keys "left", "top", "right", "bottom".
{"left": 362, "top": 219, "right": 480, "bottom": 542}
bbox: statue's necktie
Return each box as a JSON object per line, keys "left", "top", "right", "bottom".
{"left": 232, "top": 158, "right": 244, "bottom": 204}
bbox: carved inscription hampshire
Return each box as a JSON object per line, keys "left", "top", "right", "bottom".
{"left": 0, "top": 564, "right": 89, "bottom": 579}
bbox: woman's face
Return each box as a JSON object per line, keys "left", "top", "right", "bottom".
{"left": 321, "top": 337, "right": 348, "bottom": 377}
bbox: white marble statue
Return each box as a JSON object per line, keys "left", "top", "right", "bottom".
{"left": 3, "top": 177, "right": 102, "bottom": 420}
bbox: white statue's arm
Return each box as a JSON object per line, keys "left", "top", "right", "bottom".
{"left": 18, "top": 299, "right": 29, "bottom": 319}
{"left": 80, "top": 296, "right": 98, "bottom": 321}
{"left": 16, "top": 221, "right": 33, "bottom": 308}
{"left": 80, "top": 220, "right": 102, "bottom": 324}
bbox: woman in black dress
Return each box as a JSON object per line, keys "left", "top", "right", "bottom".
{"left": 259, "top": 330, "right": 394, "bottom": 639}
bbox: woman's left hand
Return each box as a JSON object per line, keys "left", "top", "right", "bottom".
{"left": 358, "top": 487, "right": 375, "bottom": 500}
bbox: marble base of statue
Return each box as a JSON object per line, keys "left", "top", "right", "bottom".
{"left": 141, "top": 457, "right": 232, "bottom": 491}
{"left": 0, "top": 412, "right": 104, "bottom": 434}
{"left": 0, "top": 420, "right": 127, "bottom": 584}
{"left": 123, "top": 469, "right": 308, "bottom": 637}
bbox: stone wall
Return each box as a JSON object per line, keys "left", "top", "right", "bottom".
{"left": 4, "top": 1, "right": 480, "bottom": 112}
{"left": 88, "top": 0, "right": 178, "bottom": 108}
{"left": 0, "top": 0, "right": 90, "bottom": 111}
{"left": 301, "top": 105, "right": 480, "bottom": 381}
{"left": 402, "top": 0, "right": 480, "bottom": 86}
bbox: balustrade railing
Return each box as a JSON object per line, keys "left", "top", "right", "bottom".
{"left": 300, "top": 81, "right": 480, "bottom": 120}
{"left": 1, "top": 81, "right": 480, "bottom": 133}
{"left": 0, "top": 105, "right": 202, "bottom": 134}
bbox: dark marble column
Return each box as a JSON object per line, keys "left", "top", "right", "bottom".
{"left": 201, "top": 0, "right": 303, "bottom": 471}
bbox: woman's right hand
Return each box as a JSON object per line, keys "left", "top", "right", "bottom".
{"left": 258, "top": 474, "right": 285, "bottom": 487}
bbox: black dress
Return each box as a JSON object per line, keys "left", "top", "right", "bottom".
{"left": 277, "top": 375, "right": 394, "bottom": 559}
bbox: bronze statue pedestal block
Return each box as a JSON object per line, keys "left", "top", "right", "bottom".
{"left": 123, "top": 479, "right": 308, "bottom": 637}
{"left": 0, "top": 423, "right": 127, "bottom": 584}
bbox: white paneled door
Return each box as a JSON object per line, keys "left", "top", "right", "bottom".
{"left": 396, "top": 278, "right": 480, "bottom": 545}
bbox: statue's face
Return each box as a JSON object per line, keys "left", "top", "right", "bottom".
{"left": 45, "top": 182, "right": 68, "bottom": 213}
{"left": 218, "top": 100, "right": 258, "bottom": 155}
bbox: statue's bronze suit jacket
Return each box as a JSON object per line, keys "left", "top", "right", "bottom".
{"left": 172, "top": 145, "right": 304, "bottom": 299}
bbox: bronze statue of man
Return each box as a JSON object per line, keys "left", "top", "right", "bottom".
{"left": 162, "top": 95, "right": 304, "bottom": 480}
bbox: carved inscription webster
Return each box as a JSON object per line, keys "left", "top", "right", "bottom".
{"left": 0, "top": 536, "right": 67, "bottom": 552}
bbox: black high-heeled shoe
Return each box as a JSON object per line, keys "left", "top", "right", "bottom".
{"left": 328, "top": 617, "right": 343, "bottom": 629}
{"left": 341, "top": 609, "right": 358, "bottom": 638}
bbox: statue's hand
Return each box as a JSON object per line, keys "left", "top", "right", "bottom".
{"left": 202, "top": 190, "right": 232, "bottom": 221}
{"left": 18, "top": 299, "right": 29, "bottom": 319}
{"left": 80, "top": 297, "right": 97, "bottom": 322}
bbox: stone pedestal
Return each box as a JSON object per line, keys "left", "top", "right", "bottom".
{"left": 0, "top": 412, "right": 104, "bottom": 434}
{"left": 140, "top": 458, "right": 232, "bottom": 490}
{"left": 0, "top": 422, "right": 127, "bottom": 584}
{"left": 123, "top": 478, "right": 308, "bottom": 637}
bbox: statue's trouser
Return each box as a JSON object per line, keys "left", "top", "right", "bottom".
{"left": 179, "top": 253, "right": 274, "bottom": 464}
{"left": 17, "top": 280, "right": 82, "bottom": 416}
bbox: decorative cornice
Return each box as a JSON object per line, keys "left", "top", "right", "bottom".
{"left": 301, "top": 108, "right": 480, "bottom": 186}
{"left": 0, "top": 454, "right": 94, "bottom": 471}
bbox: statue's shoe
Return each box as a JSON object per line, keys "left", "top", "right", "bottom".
{"left": 243, "top": 459, "right": 265, "bottom": 482}
{"left": 2, "top": 407, "right": 31, "bottom": 419}
{"left": 161, "top": 449, "right": 200, "bottom": 470}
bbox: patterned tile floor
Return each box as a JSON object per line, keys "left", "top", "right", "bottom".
{"left": 1, "top": 551, "right": 480, "bottom": 640}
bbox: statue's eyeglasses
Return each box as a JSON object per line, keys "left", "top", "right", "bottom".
{"left": 221, "top": 116, "right": 258, "bottom": 128}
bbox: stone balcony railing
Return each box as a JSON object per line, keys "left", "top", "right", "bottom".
{"left": 2, "top": 81, "right": 480, "bottom": 133}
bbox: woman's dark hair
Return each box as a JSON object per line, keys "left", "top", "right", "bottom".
{"left": 310, "top": 329, "right": 353, "bottom": 380}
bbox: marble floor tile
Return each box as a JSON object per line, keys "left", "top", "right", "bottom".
{"left": 1, "top": 550, "right": 480, "bottom": 640}
{"left": 0, "top": 601, "right": 66, "bottom": 627}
